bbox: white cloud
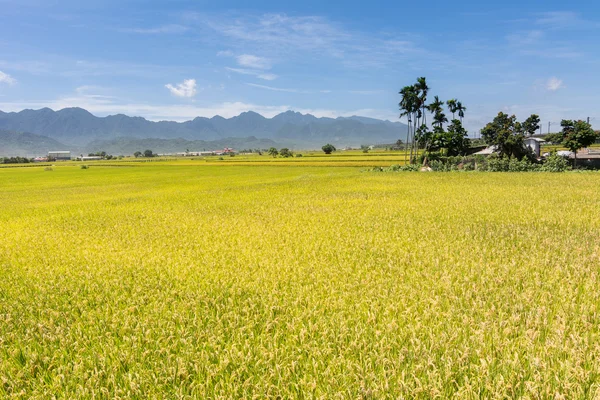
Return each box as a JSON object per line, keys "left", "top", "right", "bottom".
{"left": 546, "top": 77, "right": 564, "bottom": 91}
{"left": 236, "top": 54, "right": 271, "bottom": 69}
{"left": 225, "top": 67, "right": 277, "bottom": 81}
{"left": 165, "top": 79, "right": 198, "bottom": 98}
{"left": 217, "top": 50, "right": 234, "bottom": 57}
{"left": 0, "top": 70, "right": 16, "bottom": 85}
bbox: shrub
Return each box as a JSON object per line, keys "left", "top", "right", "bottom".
{"left": 322, "top": 144, "right": 336, "bottom": 154}
{"left": 508, "top": 158, "right": 539, "bottom": 172}
{"left": 486, "top": 156, "right": 510, "bottom": 172}
{"left": 540, "top": 153, "right": 570, "bottom": 172}
{"left": 80, "top": 165, "right": 89, "bottom": 170}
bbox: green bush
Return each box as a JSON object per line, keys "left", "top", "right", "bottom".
{"left": 508, "top": 158, "right": 539, "bottom": 172}
{"left": 540, "top": 153, "right": 570, "bottom": 172}
{"left": 80, "top": 165, "right": 89, "bottom": 170}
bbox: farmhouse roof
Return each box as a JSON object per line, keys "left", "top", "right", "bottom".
{"left": 473, "top": 145, "right": 498, "bottom": 155}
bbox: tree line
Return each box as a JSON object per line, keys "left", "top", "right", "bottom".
{"left": 399, "top": 77, "right": 470, "bottom": 164}
{"left": 399, "top": 77, "right": 598, "bottom": 167}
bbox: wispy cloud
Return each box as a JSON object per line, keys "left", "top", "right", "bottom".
{"left": 246, "top": 83, "right": 312, "bottom": 93}
{"left": 236, "top": 54, "right": 271, "bottom": 69}
{"left": 193, "top": 13, "right": 423, "bottom": 69}
{"left": 225, "top": 67, "right": 277, "bottom": 81}
{"left": 506, "top": 30, "right": 544, "bottom": 46}
{"left": 123, "top": 24, "right": 190, "bottom": 34}
{"left": 348, "top": 90, "right": 383, "bottom": 95}
{"left": 165, "top": 79, "right": 198, "bottom": 98}
{"left": 546, "top": 77, "right": 564, "bottom": 91}
{"left": 507, "top": 29, "right": 583, "bottom": 59}
{"left": 0, "top": 70, "right": 16, "bottom": 85}
{"left": 534, "top": 12, "right": 597, "bottom": 29}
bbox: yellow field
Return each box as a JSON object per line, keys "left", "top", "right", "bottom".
{"left": 1, "top": 164, "right": 600, "bottom": 398}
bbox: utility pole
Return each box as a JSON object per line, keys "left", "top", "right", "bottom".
{"left": 548, "top": 121, "right": 551, "bottom": 134}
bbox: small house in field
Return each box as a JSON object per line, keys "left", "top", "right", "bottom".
{"left": 524, "top": 137, "right": 545, "bottom": 158}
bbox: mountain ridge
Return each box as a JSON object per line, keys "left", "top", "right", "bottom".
{"left": 0, "top": 107, "right": 408, "bottom": 151}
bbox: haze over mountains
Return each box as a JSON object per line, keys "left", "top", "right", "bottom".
{"left": 0, "top": 107, "right": 408, "bottom": 156}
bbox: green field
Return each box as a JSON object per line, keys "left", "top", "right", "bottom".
{"left": 1, "top": 163, "right": 600, "bottom": 398}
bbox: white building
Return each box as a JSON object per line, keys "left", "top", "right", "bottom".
{"left": 524, "top": 137, "right": 545, "bottom": 158}
{"left": 48, "top": 151, "right": 71, "bottom": 161}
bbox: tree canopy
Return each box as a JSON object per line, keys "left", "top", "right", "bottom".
{"left": 481, "top": 112, "right": 536, "bottom": 160}
{"left": 559, "top": 120, "right": 597, "bottom": 165}
{"left": 322, "top": 144, "right": 336, "bottom": 154}
{"left": 399, "top": 77, "right": 470, "bottom": 163}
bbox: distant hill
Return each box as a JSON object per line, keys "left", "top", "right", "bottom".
{"left": 0, "top": 129, "right": 68, "bottom": 157}
{"left": 86, "top": 136, "right": 279, "bottom": 155}
{"left": 0, "top": 108, "right": 408, "bottom": 150}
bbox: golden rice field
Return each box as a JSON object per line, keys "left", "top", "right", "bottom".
{"left": 1, "top": 163, "right": 600, "bottom": 398}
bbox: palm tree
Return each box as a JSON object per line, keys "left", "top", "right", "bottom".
{"left": 415, "top": 77, "right": 429, "bottom": 127}
{"left": 413, "top": 77, "right": 430, "bottom": 160}
{"left": 428, "top": 96, "right": 447, "bottom": 129}
{"left": 399, "top": 85, "right": 418, "bottom": 164}
{"left": 446, "top": 99, "right": 458, "bottom": 120}
{"left": 456, "top": 101, "right": 467, "bottom": 122}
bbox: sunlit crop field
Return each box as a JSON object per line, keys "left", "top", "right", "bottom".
{"left": 1, "top": 164, "right": 600, "bottom": 398}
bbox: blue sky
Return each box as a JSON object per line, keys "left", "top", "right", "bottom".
{"left": 0, "top": 0, "right": 598, "bottom": 131}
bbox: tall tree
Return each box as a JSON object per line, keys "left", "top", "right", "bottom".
{"left": 560, "top": 119, "right": 598, "bottom": 167}
{"left": 399, "top": 85, "right": 419, "bottom": 164}
{"left": 444, "top": 120, "right": 470, "bottom": 156}
{"left": 415, "top": 77, "right": 429, "bottom": 128}
{"left": 446, "top": 99, "right": 458, "bottom": 119}
{"left": 522, "top": 114, "right": 541, "bottom": 137}
{"left": 428, "top": 96, "right": 447, "bottom": 130}
{"left": 456, "top": 101, "right": 467, "bottom": 122}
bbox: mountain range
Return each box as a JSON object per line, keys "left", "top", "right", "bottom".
{"left": 0, "top": 107, "right": 408, "bottom": 156}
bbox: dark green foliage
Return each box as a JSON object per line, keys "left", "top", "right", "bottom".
{"left": 143, "top": 149, "right": 154, "bottom": 158}
{"left": 481, "top": 112, "right": 536, "bottom": 160}
{"left": 279, "top": 148, "right": 293, "bottom": 158}
{"left": 267, "top": 147, "right": 279, "bottom": 157}
{"left": 322, "top": 144, "right": 336, "bottom": 154}
{"left": 522, "top": 114, "right": 541, "bottom": 137}
{"left": 539, "top": 153, "right": 570, "bottom": 172}
{"left": 443, "top": 120, "right": 471, "bottom": 156}
{"left": 373, "top": 152, "right": 570, "bottom": 173}
{"left": 544, "top": 133, "right": 563, "bottom": 144}
{"left": 560, "top": 120, "right": 597, "bottom": 166}
{"left": 2, "top": 156, "right": 32, "bottom": 164}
